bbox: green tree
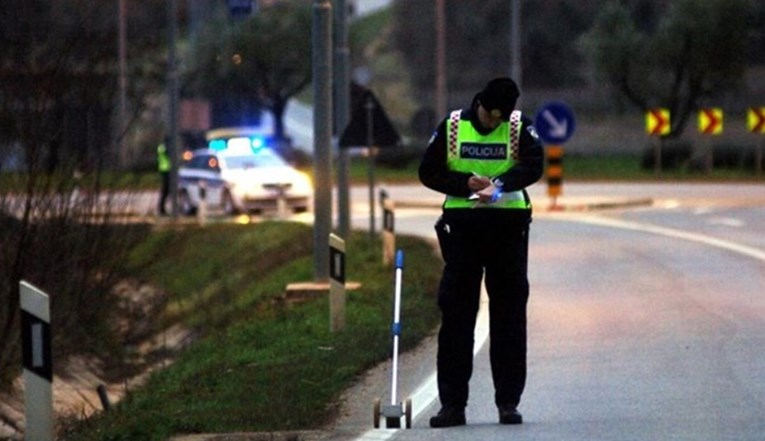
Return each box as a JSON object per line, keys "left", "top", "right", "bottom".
{"left": 391, "top": 0, "right": 595, "bottom": 107}
{"left": 188, "top": 1, "right": 313, "bottom": 144}
{"left": 392, "top": 0, "right": 514, "bottom": 105}
{"left": 0, "top": 0, "right": 168, "bottom": 171}
{"left": 580, "top": 0, "right": 758, "bottom": 138}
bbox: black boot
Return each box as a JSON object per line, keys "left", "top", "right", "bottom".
{"left": 498, "top": 405, "right": 523, "bottom": 425}
{"left": 429, "top": 407, "right": 466, "bottom": 428}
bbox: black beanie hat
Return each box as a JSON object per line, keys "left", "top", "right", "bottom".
{"left": 478, "top": 77, "right": 520, "bottom": 119}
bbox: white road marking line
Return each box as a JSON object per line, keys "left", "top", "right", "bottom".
{"left": 707, "top": 217, "right": 745, "bottom": 227}
{"left": 357, "top": 213, "right": 765, "bottom": 440}
{"left": 568, "top": 215, "right": 765, "bottom": 262}
{"left": 356, "top": 291, "right": 489, "bottom": 439}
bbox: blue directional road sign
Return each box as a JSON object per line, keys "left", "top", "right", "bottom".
{"left": 534, "top": 101, "right": 576, "bottom": 144}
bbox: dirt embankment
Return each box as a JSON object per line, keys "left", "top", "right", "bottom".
{"left": 0, "top": 280, "right": 194, "bottom": 439}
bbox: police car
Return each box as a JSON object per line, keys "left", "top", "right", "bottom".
{"left": 178, "top": 135, "right": 312, "bottom": 216}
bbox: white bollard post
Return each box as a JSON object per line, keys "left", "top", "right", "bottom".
{"left": 329, "top": 233, "right": 346, "bottom": 332}
{"left": 264, "top": 183, "right": 290, "bottom": 219}
{"left": 20, "top": 281, "right": 53, "bottom": 441}
{"left": 197, "top": 180, "right": 207, "bottom": 226}
{"left": 382, "top": 198, "right": 395, "bottom": 267}
{"left": 276, "top": 185, "right": 287, "bottom": 219}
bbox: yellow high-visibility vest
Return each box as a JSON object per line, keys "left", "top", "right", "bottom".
{"left": 443, "top": 110, "right": 530, "bottom": 209}
{"left": 157, "top": 143, "right": 171, "bottom": 172}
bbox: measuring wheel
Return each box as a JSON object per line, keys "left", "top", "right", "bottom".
{"left": 373, "top": 251, "right": 414, "bottom": 430}
{"left": 386, "top": 411, "right": 401, "bottom": 429}
{"left": 373, "top": 398, "right": 381, "bottom": 428}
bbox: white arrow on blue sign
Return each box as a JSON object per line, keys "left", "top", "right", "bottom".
{"left": 534, "top": 101, "right": 576, "bottom": 144}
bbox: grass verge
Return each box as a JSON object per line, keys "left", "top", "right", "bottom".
{"left": 4, "top": 154, "right": 759, "bottom": 195}
{"left": 59, "top": 222, "right": 442, "bottom": 440}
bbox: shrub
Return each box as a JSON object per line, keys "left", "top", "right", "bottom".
{"left": 641, "top": 140, "right": 693, "bottom": 170}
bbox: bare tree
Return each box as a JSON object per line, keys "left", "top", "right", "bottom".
{"left": 579, "top": 0, "right": 757, "bottom": 138}
{"left": 391, "top": 0, "right": 599, "bottom": 108}
{"left": 0, "top": 0, "right": 160, "bottom": 390}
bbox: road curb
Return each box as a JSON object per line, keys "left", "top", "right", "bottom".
{"left": 393, "top": 197, "right": 654, "bottom": 213}
{"left": 168, "top": 430, "right": 327, "bottom": 441}
{"left": 548, "top": 197, "right": 654, "bottom": 212}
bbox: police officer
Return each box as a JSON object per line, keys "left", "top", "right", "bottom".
{"left": 157, "top": 137, "right": 171, "bottom": 216}
{"left": 419, "top": 77, "right": 543, "bottom": 427}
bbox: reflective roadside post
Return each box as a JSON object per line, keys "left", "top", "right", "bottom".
{"left": 380, "top": 189, "right": 395, "bottom": 266}
{"left": 329, "top": 233, "right": 346, "bottom": 332}
{"left": 20, "top": 281, "right": 53, "bottom": 441}
{"left": 197, "top": 180, "right": 207, "bottom": 226}
{"left": 263, "top": 183, "right": 289, "bottom": 220}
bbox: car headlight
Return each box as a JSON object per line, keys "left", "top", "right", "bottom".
{"left": 295, "top": 172, "right": 313, "bottom": 193}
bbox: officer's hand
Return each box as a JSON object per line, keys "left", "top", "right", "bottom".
{"left": 475, "top": 182, "right": 499, "bottom": 203}
{"left": 468, "top": 175, "right": 491, "bottom": 192}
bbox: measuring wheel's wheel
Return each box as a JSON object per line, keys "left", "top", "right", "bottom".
{"left": 405, "top": 398, "right": 413, "bottom": 429}
{"left": 386, "top": 414, "right": 401, "bottom": 429}
{"left": 373, "top": 398, "right": 381, "bottom": 428}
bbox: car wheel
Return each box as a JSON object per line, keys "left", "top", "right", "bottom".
{"left": 223, "top": 190, "right": 239, "bottom": 215}
{"left": 179, "top": 190, "right": 197, "bottom": 216}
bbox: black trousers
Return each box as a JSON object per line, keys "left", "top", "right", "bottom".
{"left": 434, "top": 209, "right": 530, "bottom": 409}
{"left": 158, "top": 171, "right": 170, "bottom": 215}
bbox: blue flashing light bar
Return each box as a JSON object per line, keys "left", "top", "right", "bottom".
{"left": 227, "top": 137, "right": 250, "bottom": 150}
{"left": 209, "top": 139, "right": 227, "bottom": 151}
{"left": 208, "top": 136, "right": 268, "bottom": 152}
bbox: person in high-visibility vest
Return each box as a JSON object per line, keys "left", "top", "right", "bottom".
{"left": 157, "top": 137, "right": 171, "bottom": 215}
{"left": 419, "top": 77, "right": 543, "bottom": 428}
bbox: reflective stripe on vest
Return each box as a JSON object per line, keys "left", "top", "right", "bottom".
{"left": 444, "top": 109, "right": 530, "bottom": 209}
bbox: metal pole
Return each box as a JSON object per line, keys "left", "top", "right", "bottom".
{"left": 333, "top": 0, "right": 351, "bottom": 239}
{"left": 510, "top": 0, "right": 522, "bottom": 91}
{"left": 167, "top": 0, "right": 180, "bottom": 217}
{"left": 655, "top": 137, "right": 663, "bottom": 177}
{"left": 118, "top": 0, "right": 127, "bottom": 167}
{"left": 366, "top": 96, "right": 376, "bottom": 236}
{"left": 313, "top": 0, "right": 333, "bottom": 281}
{"left": 434, "top": 0, "right": 447, "bottom": 117}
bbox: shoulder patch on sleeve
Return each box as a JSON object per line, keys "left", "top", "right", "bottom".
{"left": 527, "top": 125, "right": 540, "bottom": 141}
{"left": 427, "top": 130, "right": 437, "bottom": 146}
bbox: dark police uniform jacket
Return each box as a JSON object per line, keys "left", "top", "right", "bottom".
{"left": 419, "top": 105, "right": 544, "bottom": 226}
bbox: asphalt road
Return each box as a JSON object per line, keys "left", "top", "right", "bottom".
{"left": 335, "top": 182, "right": 765, "bottom": 441}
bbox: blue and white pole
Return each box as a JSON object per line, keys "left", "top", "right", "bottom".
{"left": 390, "top": 250, "right": 403, "bottom": 407}
{"left": 20, "top": 281, "right": 53, "bottom": 441}
{"left": 374, "top": 250, "right": 412, "bottom": 429}
{"left": 381, "top": 250, "right": 412, "bottom": 428}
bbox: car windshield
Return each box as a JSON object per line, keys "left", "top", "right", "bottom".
{"left": 223, "top": 152, "right": 286, "bottom": 170}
